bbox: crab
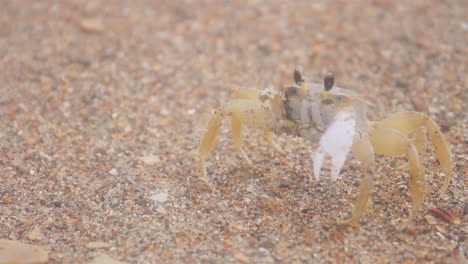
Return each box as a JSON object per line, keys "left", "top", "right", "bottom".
{"left": 198, "top": 68, "right": 453, "bottom": 229}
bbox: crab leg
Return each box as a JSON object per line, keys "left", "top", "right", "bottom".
{"left": 414, "top": 127, "right": 427, "bottom": 156}
{"left": 231, "top": 88, "right": 260, "bottom": 101}
{"left": 198, "top": 99, "right": 280, "bottom": 182}
{"left": 397, "top": 127, "right": 426, "bottom": 171}
{"left": 223, "top": 100, "right": 279, "bottom": 131}
{"left": 374, "top": 111, "right": 453, "bottom": 192}
{"left": 341, "top": 126, "right": 427, "bottom": 228}
{"left": 199, "top": 111, "right": 223, "bottom": 180}
{"left": 371, "top": 127, "right": 426, "bottom": 229}
{"left": 233, "top": 88, "right": 285, "bottom": 154}
{"left": 264, "top": 130, "right": 285, "bottom": 155}
{"left": 405, "top": 142, "right": 425, "bottom": 229}
{"left": 231, "top": 116, "right": 252, "bottom": 165}
{"left": 339, "top": 133, "right": 376, "bottom": 226}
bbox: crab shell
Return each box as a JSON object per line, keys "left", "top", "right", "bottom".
{"left": 282, "top": 82, "right": 367, "bottom": 181}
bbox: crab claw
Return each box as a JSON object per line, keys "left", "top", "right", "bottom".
{"left": 313, "top": 111, "right": 356, "bottom": 181}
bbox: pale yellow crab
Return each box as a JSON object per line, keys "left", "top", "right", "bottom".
{"left": 198, "top": 68, "right": 453, "bottom": 229}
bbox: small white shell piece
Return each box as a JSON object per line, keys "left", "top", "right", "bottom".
{"left": 313, "top": 110, "right": 356, "bottom": 181}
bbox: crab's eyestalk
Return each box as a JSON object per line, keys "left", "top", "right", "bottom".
{"left": 324, "top": 72, "right": 334, "bottom": 91}
{"left": 294, "top": 67, "right": 305, "bottom": 85}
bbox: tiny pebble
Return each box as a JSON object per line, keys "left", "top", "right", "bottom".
{"left": 234, "top": 253, "right": 250, "bottom": 263}
{"left": 259, "top": 240, "right": 276, "bottom": 250}
{"left": 151, "top": 192, "right": 169, "bottom": 202}
{"left": 424, "top": 215, "right": 438, "bottom": 225}
{"left": 108, "top": 168, "right": 118, "bottom": 175}
{"left": 140, "top": 155, "right": 161, "bottom": 165}
{"left": 27, "top": 226, "right": 44, "bottom": 241}
{"left": 79, "top": 18, "right": 104, "bottom": 33}
{"left": 89, "top": 253, "right": 128, "bottom": 264}
{"left": 156, "top": 206, "right": 167, "bottom": 214}
{"left": 86, "top": 242, "right": 112, "bottom": 249}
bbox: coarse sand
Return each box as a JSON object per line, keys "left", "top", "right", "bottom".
{"left": 0, "top": 0, "right": 466, "bottom": 263}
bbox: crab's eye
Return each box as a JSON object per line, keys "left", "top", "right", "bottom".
{"left": 324, "top": 72, "right": 334, "bottom": 91}
{"left": 294, "top": 67, "right": 305, "bottom": 85}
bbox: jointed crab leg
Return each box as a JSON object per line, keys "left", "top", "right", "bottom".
{"left": 339, "top": 133, "right": 376, "bottom": 226}
{"left": 342, "top": 127, "right": 427, "bottom": 228}
{"left": 414, "top": 127, "right": 427, "bottom": 156}
{"left": 373, "top": 111, "right": 453, "bottom": 192}
{"left": 198, "top": 95, "right": 282, "bottom": 182}
{"left": 199, "top": 111, "right": 223, "bottom": 181}
{"left": 231, "top": 116, "right": 252, "bottom": 165}
{"left": 265, "top": 130, "right": 286, "bottom": 155}
{"left": 372, "top": 128, "right": 426, "bottom": 229}
{"left": 396, "top": 127, "right": 426, "bottom": 171}
{"left": 231, "top": 88, "right": 285, "bottom": 161}
{"left": 405, "top": 142, "right": 425, "bottom": 229}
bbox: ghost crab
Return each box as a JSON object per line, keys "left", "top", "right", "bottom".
{"left": 198, "top": 68, "right": 453, "bottom": 229}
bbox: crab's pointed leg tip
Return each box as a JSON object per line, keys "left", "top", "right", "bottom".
{"left": 338, "top": 216, "right": 362, "bottom": 228}
{"left": 314, "top": 172, "right": 321, "bottom": 181}
{"left": 313, "top": 150, "right": 325, "bottom": 181}
{"left": 206, "top": 184, "right": 218, "bottom": 194}
{"left": 398, "top": 223, "right": 410, "bottom": 232}
{"left": 313, "top": 164, "right": 321, "bottom": 181}
{"left": 198, "top": 176, "right": 217, "bottom": 193}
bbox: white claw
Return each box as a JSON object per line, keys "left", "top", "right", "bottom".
{"left": 313, "top": 111, "right": 356, "bottom": 181}
{"left": 313, "top": 148, "right": 325, "bottom": 181}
